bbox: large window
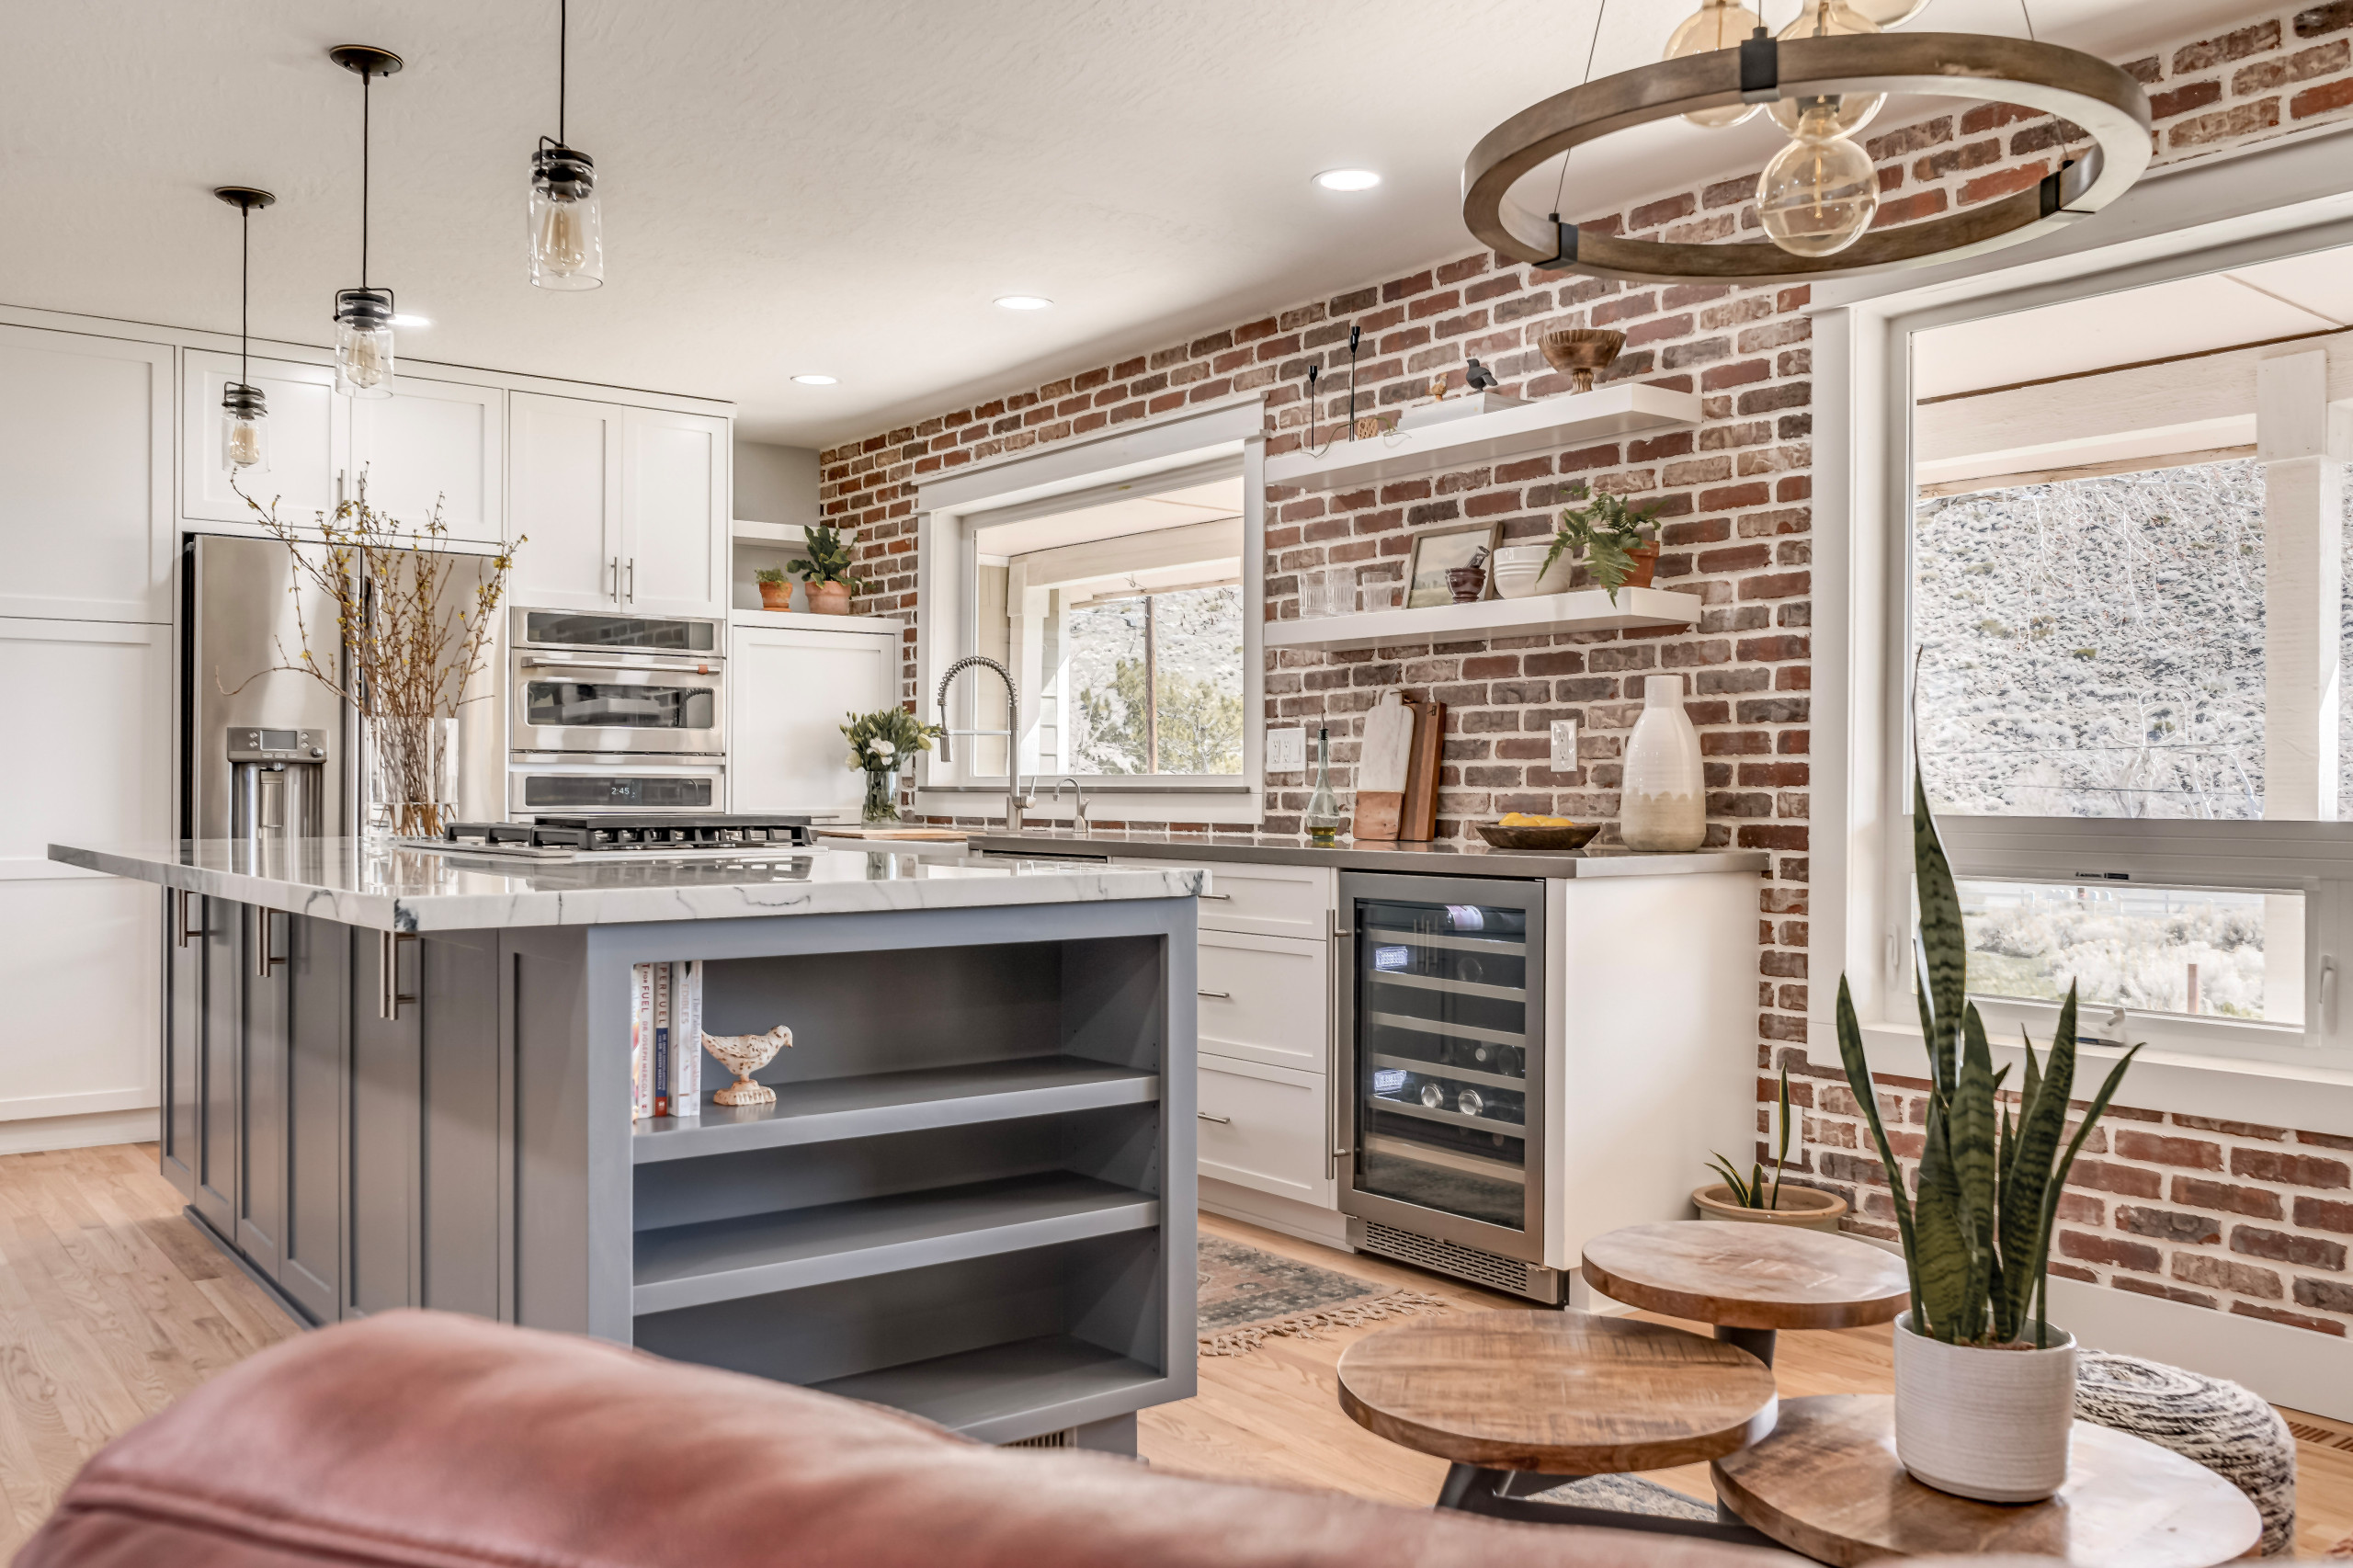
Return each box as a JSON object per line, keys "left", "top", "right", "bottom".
{"left": 967, "top": 475, "right": 1247, "bottom": 782}
{"left": 1904, "top": 242, "right": 2351, "bottom": 1065}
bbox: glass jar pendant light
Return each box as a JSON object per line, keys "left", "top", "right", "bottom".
{"left": 529, "top": 0, "right": 603, "bottom": 289}
{"left": 212, "top": 186, "right": 275, "bottom": 473}
{"left": 329, "top": 45, "right": 403, "bottom": 399}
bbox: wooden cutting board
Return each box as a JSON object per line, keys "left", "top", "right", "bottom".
{"left": 817, "top": 826, "right": 968, "bottom": 841}
{"left": 1400, "top": 696, "right": 1446, "bottom": 842}
{"left": 1355, "top": 691, "right": 1414, "bottom": 841}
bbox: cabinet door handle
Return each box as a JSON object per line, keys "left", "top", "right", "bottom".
{"left": 252, "top": 907, "right": 287, "bottom": 977}
{"left": 1197, "top": 1111, "right": 1232, "bottom": 1125}
{"left": 1199, "top": 892, "right": 1233, "bottom": 901}
{"left": 626, "top": 557, "right": 636, "bottom": 604}
{"left": 1196, "top": 988, "right": 1231, "bottom": 1000}
{"left": 175, "top": 889, "right": 201, "bottom": 948}
{"left": 378, "top": 929, "right": 418, "bottom": 1020}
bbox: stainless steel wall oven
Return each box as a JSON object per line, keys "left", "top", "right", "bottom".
{"left": 507, "top": 608, "right": 725, "bottom": 760}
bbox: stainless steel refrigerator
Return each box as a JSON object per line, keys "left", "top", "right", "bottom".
{"left": 179, "top": 533, "right": 506, "bottom": 842}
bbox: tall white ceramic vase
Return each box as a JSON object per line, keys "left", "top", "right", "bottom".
{"left": 1620, "top": 674, "right": 1706, "bottom": 851}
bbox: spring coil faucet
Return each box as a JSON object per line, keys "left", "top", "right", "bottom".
{"left": 935, "top": 654, "right": 1033, "bottom": 831}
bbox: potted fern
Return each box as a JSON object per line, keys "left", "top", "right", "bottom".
{"left": 790, "top": 522, "right": 864, "bottom": 615}
{"left": 1540, "top": 483, "right": 1660, "bottom": 604}
{"left": 1835, "top": 758, "right": 2138, "bottom": 1503}
{"left": 1694, "top": 1065, "right": 1847, "bottom": 1232}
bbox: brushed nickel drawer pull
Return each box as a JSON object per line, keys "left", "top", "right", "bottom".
{"left": 1196, "top": 988, "right": 1232, "bottom": 1000}
{"left": 1199, "top": 892, "right": 1233, "bottom": 901}
{"left": 378, "top": 930, "right": 418, "bottom": 1020}
{"left": 253, "top": 907, "right": 288, "bottom": 977}
{"left": 176, "top": 889, "right": 200, "bottom": 949}
{"left": 1197, "top": 1111, "right": 1233, "bottom": 1124}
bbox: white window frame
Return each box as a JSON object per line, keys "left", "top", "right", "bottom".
{"left": 911, "top": 394, "right": 1267, "bottom": 824}
{"left": 1809, "top": 130, "right": 2353, "bottom": 1123}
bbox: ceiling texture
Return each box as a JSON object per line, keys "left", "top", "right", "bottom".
{"left": 1, "top": 0, "right": 2269, "bottom": 446}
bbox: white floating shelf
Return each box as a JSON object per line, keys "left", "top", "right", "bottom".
{"left": 733, "top": 519, "right": 810, "bottom": 544}
{"left": 1264, "top": 585, "right": 1702, "bottom": 653}
{"left": 1264, "top": 382, "right": 1701, "bottom": 494}
{"left": 731, "top": 606, "right": 906, "bottom": 634}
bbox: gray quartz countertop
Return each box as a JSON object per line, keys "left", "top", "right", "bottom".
{"left": 47, "top": 839, "right": 1204, "bottom": 934}
{"left": 960, "top": 829, "right": 1768, "bottom": 879}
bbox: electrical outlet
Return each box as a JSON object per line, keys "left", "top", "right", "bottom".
{"left": 1267, "top": 726, "right": 1307, "bottom": 773}
{"left": 1550, "top": 719, "right": 1579, "bottom": 774}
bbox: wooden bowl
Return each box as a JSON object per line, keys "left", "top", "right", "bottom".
{"left": 1539, "top": 328, "right": 1625, "bottom": 393}
{"left": 1473, "top": 821, "right": 1600, "bottom": 851}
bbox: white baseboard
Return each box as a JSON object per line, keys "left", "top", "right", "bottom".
{"left": 0, "top": 1109, "right": 157, "bottom": 1156}
{"left": 1200, "top": 1178, "right": 1353, "bottom": 1251}
{"left": 1842, "top": 1230, "right": 2353, "bottom": 1420}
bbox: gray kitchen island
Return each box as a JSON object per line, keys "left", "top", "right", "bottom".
{"left": 48, "top": 837, "right": 1203, "bottom": 1454}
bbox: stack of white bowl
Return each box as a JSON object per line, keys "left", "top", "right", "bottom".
{"left": 1490, "top": 541, "right": 1574, "bottom": 599}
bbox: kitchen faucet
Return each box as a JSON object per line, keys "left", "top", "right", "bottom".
{"left": 1051, "top": 777, "right": 1088, "bottom": 835}
{"left": 934, "top": 654, "right": 1033, "bottom": 832}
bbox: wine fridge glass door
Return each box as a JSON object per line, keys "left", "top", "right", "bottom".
{"left": 1340, "top": 871, "right": 1547, "bottom": 1262}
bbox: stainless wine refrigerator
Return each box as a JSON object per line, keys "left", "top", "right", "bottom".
{"left": 1335, "top": 870, "right": 1564, "bottom": 1304}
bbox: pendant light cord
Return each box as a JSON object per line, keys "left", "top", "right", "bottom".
{"left": 559, "top": 0, "right": 568, "bottom": 144}
{"left": 360, "top": 66, "right": 371, "bottom": 289}
{"left": 1551, "top": 0, "right": 1609, "bottom": 219}
{"left": 240, "top": 202, "right": 250, "bottom": 385}
{"left": 2018, "top": 0, "right": 2037, "bottom": 42}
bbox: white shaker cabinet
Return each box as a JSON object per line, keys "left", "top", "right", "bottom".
{"left": 507, "top": 392, "right": 622, "bottom": 610}
{"left": 508, "top": 394, "right": 729, "bottom": 618}
{"left": 182, "top": 350, "right": 346, "bottom": 528}
{"left": 0, "top": 325, "right": 175, "bottom": 623}
{"left": 728, "top": 616, "right": 903, "bottom": 817}
{"left": 349, "top": 375, "right": 506, "bottom": 542}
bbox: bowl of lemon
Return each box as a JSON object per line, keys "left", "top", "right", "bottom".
{"left": 1473, "top": 812, "right": 1600, "bottom": 851}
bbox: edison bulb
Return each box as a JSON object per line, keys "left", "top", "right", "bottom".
{"left": 529, "top": 145, "right": 604, "bottom": 290}
{"left": 1757, "top": 102, "right": 1881, "bottom": 256}
{"left": 1663, "top": 0, "right": 1765, "bottom": 128}
{"left": 335, "top": 319, "right": 394, "bottom": 397}
{"left": 1769, "top": 0, "right": 1885, "bottom": 137}
{"left": 223, "top": 412, "right": 267, "bottom": 472}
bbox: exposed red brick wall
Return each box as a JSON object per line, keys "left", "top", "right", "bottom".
{"left": 817, "top": 5, "right": 2353, "bottom": 1335}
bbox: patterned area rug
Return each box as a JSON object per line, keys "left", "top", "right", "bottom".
{"left": 1198, "top": 1235, "right": 1450, "bottom": 1356}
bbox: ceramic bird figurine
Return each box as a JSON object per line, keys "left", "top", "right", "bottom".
{"left": 703, "top": 1025, "right": 793, "bottom": 1106}
{"left": 1464, "top": 358, "right": 1498, "bottom": 392}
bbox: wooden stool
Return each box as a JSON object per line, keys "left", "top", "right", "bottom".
{"left": 1336, "top": 1309, "right": 1779, "bottom": 1546}
{"left": 1581, "top": 1221, "right": 1910, "bottom": 1366}
{"left": 1711, "top": 1394, "right": 2263, "bottom": 1567}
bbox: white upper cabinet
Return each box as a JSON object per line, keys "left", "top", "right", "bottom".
{"left": 508, "top": 395, "right": 729, "bottom": 618}
{"left": 621, "top": 406, "right": 728, "bottom": 617}
{"left": 182, "top": 350, "right": 345, "bottom": 528}
{"left": 0, "top": 325, "right": 174, "bottom": 623}
{"left": 729, "top": 620, "right": 901, "bottom": 816}
{"left": 350, "top": 375, "right": 506, "bottom": 542}
{"left": 507, "top": 392, "right": 622, "bottom": 611}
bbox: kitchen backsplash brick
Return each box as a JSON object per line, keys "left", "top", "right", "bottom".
{"left": 820, "top": 4, "right": 2353, "bottom": 1338}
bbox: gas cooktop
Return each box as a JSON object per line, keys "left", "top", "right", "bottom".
{"left": 404, "top": 813, "right": 818, "bottom": 862}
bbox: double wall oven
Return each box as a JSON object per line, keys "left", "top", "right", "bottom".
{"left": 1336, "top": 871, "right": 1559, "bottom": 1302}
{"left": 507, "top": 608, "right": 727, "bottom": 815}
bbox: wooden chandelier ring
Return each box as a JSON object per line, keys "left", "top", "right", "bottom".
{"left": 1463, "top": 32, "right": 2154, "bottom": 285}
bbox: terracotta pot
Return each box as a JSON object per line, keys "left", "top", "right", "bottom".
{"left": 805, "top": 580, "right": 853, "bottom": 616}
{"left": 1623, "top": 542, "right": 1659, "bottom": 590}
{"left": 1893, "top": 1311, "right": 2077, "bottom": 1503}
{"left": 1691, "top": 1182, "right": 1847, "bottom": 1233}
{"left": 756, "top": 580, "right": 791, "bottom": 610}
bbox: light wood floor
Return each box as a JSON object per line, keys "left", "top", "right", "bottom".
{"left": 2, "top": 1144, "right": 2350, "bottom": 1558}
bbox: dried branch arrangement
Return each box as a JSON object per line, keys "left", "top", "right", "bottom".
{"left": 235, "top": 477, "right": 520, "bottom": 836}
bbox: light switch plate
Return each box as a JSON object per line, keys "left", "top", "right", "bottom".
{"left": 1550, "top": 719, "right": 1578, "bottom": 773}
{"left": 1267, "top": 726, "right": 1306, "bottom": 773}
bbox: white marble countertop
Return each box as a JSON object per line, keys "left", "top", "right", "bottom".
{"left": 47, "top": 839, "right": 1206, "bottom": 934}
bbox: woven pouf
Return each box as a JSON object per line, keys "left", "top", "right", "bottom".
{"left": 2073, "top": 1349, "right": 2296, "bottom": 1556}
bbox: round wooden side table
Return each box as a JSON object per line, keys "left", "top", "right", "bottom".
{"left": 1711, "top": 1394, "right": 2264, "bottom": 1567}
{"left": 1581, "top": 1220, "right": 1910, "bottom": 1365}
{"left": 1335, "top": 1309, "right": 1781, "bottom": 1545}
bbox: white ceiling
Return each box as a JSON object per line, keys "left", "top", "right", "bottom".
{"left": 1915, "top": 244, "right": 2353, "bottom": 400}
{"left": 1, "top": 0, "right": 2268, "bottom": 447}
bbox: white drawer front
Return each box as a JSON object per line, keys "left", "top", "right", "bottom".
{"left": 1198, "top": 1054, "right": 1332, "bottom": 1208}
{"left": 1180, "top": 859, "right": 1333, "bottom": 938}
{"left": 1198, "top": 931, "right": 1329, "bottom": 1074}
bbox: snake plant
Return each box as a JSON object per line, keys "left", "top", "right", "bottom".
{"left": 1707, "top": 1064, "right": 1792, "bottom": 1210}
{"left": 1834, "top": 756, "right": 2139, "bottom": 1348}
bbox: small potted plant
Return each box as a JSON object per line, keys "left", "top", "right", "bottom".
{"left": 841, "top": 705, "right": 942, "bottom": 823}
{"left": 1832, "top": 742, "right": 2138, "bottom": 1504}
{"left": 754, "top": 565, "right": 791, "bottom": 611}
{"left": 790, "top": 522, "right": 864, "bottom": 615}
{"left": 1540, "top": 483, "right": 1660, "bottom": 604}
{"left": 1694, "top": 1065, "right": 1847, "bottom": 1232}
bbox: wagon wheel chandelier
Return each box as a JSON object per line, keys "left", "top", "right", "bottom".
{"left": 1463, "top": 6, "right": 2154, "bottom": 285}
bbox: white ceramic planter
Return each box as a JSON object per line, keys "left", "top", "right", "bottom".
{"left": 1620, "top": 675, "right": 1706, "bottom": 851}
{"left": 1893, "top": 1312, "right": 2077, "bottom": 1503}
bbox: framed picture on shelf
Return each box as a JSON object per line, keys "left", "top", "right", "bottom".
{"left": 1403, "top": 520, "right": 1500, "bottom": 608}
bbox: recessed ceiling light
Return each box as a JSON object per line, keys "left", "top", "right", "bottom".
{"left": 1313, "top": 168, "right": 1381, "bottom": 192}
{"left": 791, "top": 373, "right": 838, "bottom": 386}
{"left": 994, "top": 295, "right": 1053, "bottom": 311}
{"left": 392, "top": 312, "right": 431, "bottom": 328}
